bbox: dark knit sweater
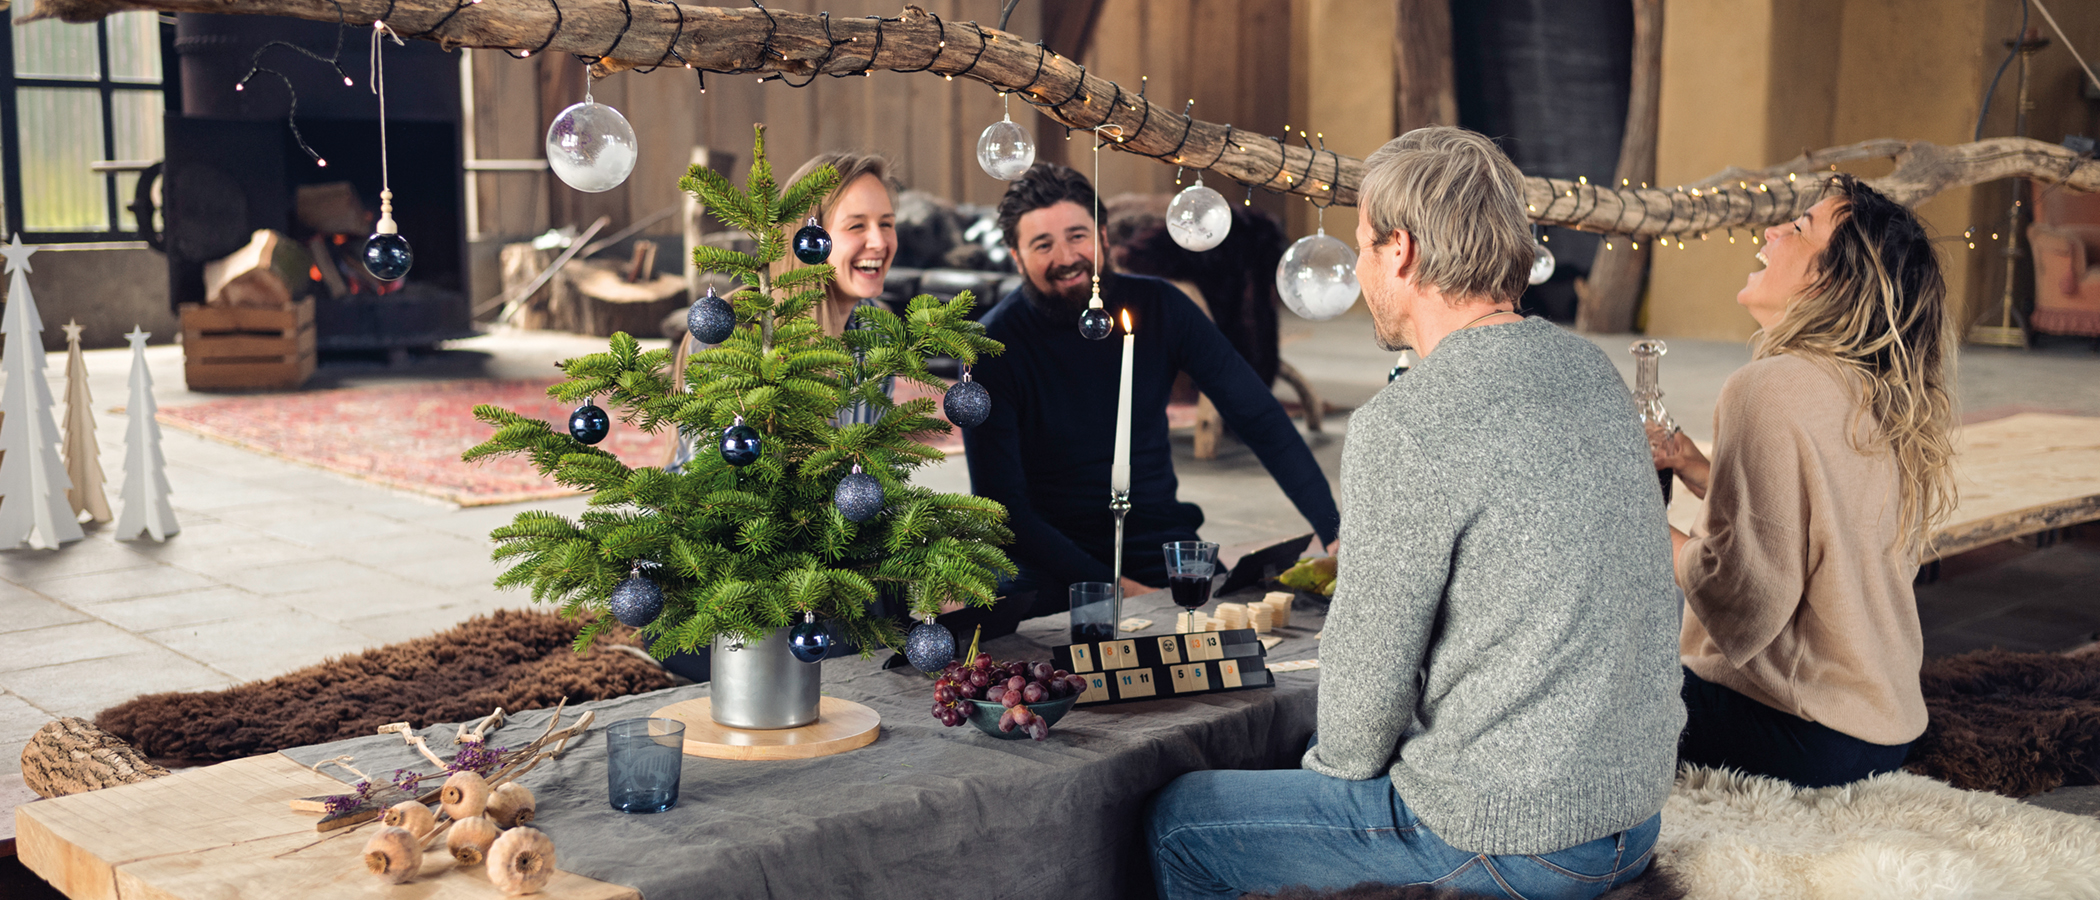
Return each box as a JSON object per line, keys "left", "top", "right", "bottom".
{"left": 963, "top": 273, "right": 1340, "bottom": 589}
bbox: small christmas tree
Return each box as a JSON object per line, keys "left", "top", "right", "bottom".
{"left": 61, "top": 320, "right": 112, "bottom": 524}
{"left": 0, "top": 237, "right": 85, "bottom": 550}
{"left": 466, "top": 126, "right": 1012, "bottom": 657}
{"left": 113, "top": 327, "right": 177, "bottom": 542}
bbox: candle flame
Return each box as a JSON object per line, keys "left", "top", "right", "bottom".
{"left": 1121, "top": 309, "right": 1133, "bottom": 333}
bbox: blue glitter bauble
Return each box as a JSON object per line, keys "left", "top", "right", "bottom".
{"left": 568, "top": 403, "right": 610, "bottom": 445}
{"left": 788, "top": 617, "right": 833, "bottom": 663}
{"left": 943, "top": 380, "right": 991, "bottom": 429}
{"left": 834, "top": 471, "right": 884, "bottom": 523}
{"left": 1078, "top": 307, "right": 1113, "bottom": 340}
{"left": 792, "top": 223, "right": 833, "bottom": 265}
{"left": 609, "top": 573, "right": 663, "bottom": 627}
{"left": 363, "top": 232, "right": 414, "bottom": 281}
{"left": 687, "top": 289, "right": 736, "bottom": 344}
{"left": 720, "top": 423, "right": 762, "bottom": 466}
{"left": 904, "top": 620, "right": 956, "bottom": 672}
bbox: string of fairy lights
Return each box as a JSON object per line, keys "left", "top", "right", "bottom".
{"left": 224, "top": 0, "right": 2083, "bottom": 262}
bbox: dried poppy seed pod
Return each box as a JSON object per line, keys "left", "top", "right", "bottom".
{"left": 486, "top": 781, "right": 537, "bottom": 827}
{"left": 383, "top": 800, "right": 436, "bottom": 838}
{"left": 362, "top": 825, "right": 423, "bottom": 883}
{"left": 441, "top": 770, "right": 492, "bottom": 820}
{"left": 487, "top": 826, "right": 556, "bottom": 895}
{"left": 448, "top": 815, "right": 503, "bottom": 866}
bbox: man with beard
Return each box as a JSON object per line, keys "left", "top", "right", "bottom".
{"left": 959, "top": 163, "right": 1339, "bottom": 629}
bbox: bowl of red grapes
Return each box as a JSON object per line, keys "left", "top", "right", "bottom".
{"left": 930, "top": 653, "right": 1086, "bottom": 741}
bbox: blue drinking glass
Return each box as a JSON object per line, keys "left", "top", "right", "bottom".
{"left": 606, "top": 717, "right": 685, "bottom": 813}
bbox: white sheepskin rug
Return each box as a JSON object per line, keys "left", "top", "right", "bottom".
{"left": 1657, "top": 765, "right": 2100, "bottom": 900}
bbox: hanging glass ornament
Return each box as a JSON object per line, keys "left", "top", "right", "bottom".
{"left": 1528, "top": 242, "right": 1556, "bottom": 286}
{"left": 792, "top": 217, "right": 833, "bottom": 265}
{"left": 788, "top": 611, "right": 833, "bottom": 663}
{"left": 609, "top": 563, "right": 664, "bottom": 628}
{"left": 943, "top": 368, "right": 991, "bottom": 429}
{"left": 568, "top": 398, "right": 610, "bottom": 445}
{"left": 1078, "top": 304, "right": 1114, "bottom": 340}
{"left": 976, "top": 97, "right": 1036, "bottom": 181}
{"left": 363, "top": 205, "right": 413, "bottom": 281}
{"left": 1276, "top": 226, "right": 1360, "bottom": 321}
{"left": 686, "top": 284, "right": 736, "bottom": 344}
{"left": 904, "top": 615, "right": 957, "bottom": 672}
{"left": 834, "top": 464, "right": 884, "bottom": 523}
{"left": 720, "top": 415, "right": 762, "bottom": 466}
{"left": 545, "top": 75, "right": 638, "bottom": 194}
{"left": 1166, "top": 182, "right": 1232, "bottom": 252}
{"left": 361, "top": 27, "right": 411, "bottom": 281}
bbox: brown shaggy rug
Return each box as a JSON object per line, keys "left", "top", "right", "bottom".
{"left": 95, "top": 609, "right": 672, "bottom": 763}
{"left": 1906, "top": 649, "right": 2100, "bottom": 797}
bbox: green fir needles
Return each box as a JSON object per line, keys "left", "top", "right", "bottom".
{"left": 465, "top": 125, "right": 1012, "bottom": 658}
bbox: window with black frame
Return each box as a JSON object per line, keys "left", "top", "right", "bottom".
{"left": 1, "top": 0, "right": 175, "bottom": 242}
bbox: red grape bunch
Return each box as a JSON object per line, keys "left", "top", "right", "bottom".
{"left": 929, "top": 653, "right": 1089, "bottom": 741}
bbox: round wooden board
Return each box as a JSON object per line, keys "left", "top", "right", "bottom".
{"left": 650, "top": 696, "right": 881, "bottom": 761}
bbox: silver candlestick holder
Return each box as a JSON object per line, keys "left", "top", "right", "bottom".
{"left": 1109, "top": 488, "right": 1131, "bottom": 631}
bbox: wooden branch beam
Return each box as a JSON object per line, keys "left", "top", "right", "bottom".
{"left": 27, "top": 0, "right": 2100, "bottom": 236}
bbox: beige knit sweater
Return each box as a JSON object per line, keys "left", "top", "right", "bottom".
{"left": 1677, "top": 353, "right": 1927, "bottom": 746}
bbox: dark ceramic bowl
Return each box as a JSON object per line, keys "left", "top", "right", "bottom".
{"left": 963, "top": 692, "right": 1081, "bottom": 740}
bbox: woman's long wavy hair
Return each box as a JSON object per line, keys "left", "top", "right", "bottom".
{"left": 1753, "top": 174, "right": 1956, "bottom": 557}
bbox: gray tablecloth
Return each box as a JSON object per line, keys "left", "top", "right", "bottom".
{"left": 284, "top": 591, "right": 1325, "bottom": 900}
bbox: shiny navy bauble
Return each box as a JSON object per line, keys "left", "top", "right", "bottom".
{"left": 788, "top": 618, "right": 833, "bottom": 663}
{"left": 792, "top": 223, "right": 833, "bottom": 265}
{"left": 568, "top": 403, "right": 611, "bottom": 445}
{"left": 943, "top": 380, "right": 991, "bottom": 429}
{"left": 720, "top": 423, "right": 763, "bottom": 466}
{"left": 1078, "top": 307, "right": 1113, "bottom": 340}
{"left": 609, "top": 573, "right": 664, "bottom": 627}
{"left": 363, "top": 232, "right": 414, "bottom": 281}
{"left": 904, "top": 620, "right": 956, "bottom": 672}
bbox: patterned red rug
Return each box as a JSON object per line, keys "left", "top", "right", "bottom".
{"left": 155, "top": 378, "right": 968, "bottom": 506}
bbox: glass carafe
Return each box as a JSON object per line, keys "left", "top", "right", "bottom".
{"left": 1629, "top": 340, "right": 1677, "bottom": 505}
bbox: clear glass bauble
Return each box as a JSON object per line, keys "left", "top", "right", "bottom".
{"left": 1275, "top": 230, "right": 1360, "bottom": 321}
{"left": 1166, "top": 183, "right": 1232, "bottom": 252}
{"left": 976, "top": 117, "right": 1036, "bottom": 181}
{"left": 1529, "top": 243, "right": 1556, "bottom": 285}
{"left": 545, "top": 101, "right": 638, "bottom": 193}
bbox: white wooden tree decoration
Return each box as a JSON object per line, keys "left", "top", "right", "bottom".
{"left": 61, "top": 319, "right": 112, "bottom": 524}
{"left": 113, "top": 326, "right": 177, "bottom": 542}
{"left": 0, "top": 237, "right": 85, "bottom": 550}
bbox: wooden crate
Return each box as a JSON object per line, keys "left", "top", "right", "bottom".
{"left": 180, "top": 298, "right": 318, "bottom": 390}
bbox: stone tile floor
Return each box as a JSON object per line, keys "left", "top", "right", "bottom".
{"left": 0, "top": 311, "right": 2097, "bottom": 820}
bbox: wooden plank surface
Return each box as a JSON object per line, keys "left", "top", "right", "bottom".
{"left": 14, "top": 754, "right": 636, "bottom": 900}
{"left": 651, "top": 696, "right": 881, "bottom": 761}
{"left": 1665, "top": 413, "right": 2100, "bottom": 560}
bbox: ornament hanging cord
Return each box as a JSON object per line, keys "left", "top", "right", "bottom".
{"left": 370, "top": 20, "right": 403, "bottom": 232}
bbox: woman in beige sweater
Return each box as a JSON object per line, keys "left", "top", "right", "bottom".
{"left": 1650, "top": 174, "right": 1955, "bottom": 788}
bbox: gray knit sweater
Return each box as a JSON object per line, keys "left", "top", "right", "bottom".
{"left": 1303, "top": 316, "right": 1684, "bottom": 855}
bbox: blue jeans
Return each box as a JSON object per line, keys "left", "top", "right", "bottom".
{"left": 1146, "top": 769, "right": 1659, "bottom": 900}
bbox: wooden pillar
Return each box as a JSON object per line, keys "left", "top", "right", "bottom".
{"left": 1574, "top": 0, "right": 1662, "bottom": 335}
{"left": 1392, "top": 0, "right": 1457, "bottom": 133}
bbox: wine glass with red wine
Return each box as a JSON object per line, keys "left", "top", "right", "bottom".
{"left": 1164, "top": 541, "right": 1221, "bottom": 612}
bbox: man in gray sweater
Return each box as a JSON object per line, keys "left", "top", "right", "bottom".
{"left": 1146, "top": 127, "right": 1685, "bottom": 900}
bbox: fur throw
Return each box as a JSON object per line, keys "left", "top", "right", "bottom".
{"left": 1658, "top": 765, "right": 2100, "bottom": 900}
{"left": 95, "top": 610, "right": 671, "bottom": 762}
{"left": 1238, "top": 868, "right": 1684, "bottom": 900}
{"left": 1908, "top": 650, "right": 2100, "bottom": 796}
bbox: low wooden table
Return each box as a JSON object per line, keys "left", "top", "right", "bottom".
{"left": 13, "top": 754, "right": 636, "bottom": 900}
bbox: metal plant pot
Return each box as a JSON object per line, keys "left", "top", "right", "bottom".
{"left": 710, "top": 627, "right": 821, "bottom": 729}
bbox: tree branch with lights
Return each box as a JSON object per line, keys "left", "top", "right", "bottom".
{"left": 26, "top": 0, "right": 2099, "bottom": 239}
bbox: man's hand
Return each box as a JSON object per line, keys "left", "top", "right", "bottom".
{"left": 1647, "top": 424, "right": 1711, "bottom": 500}
{"left": 1118, "top": 576, "right": 1153, "bottom": 598}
